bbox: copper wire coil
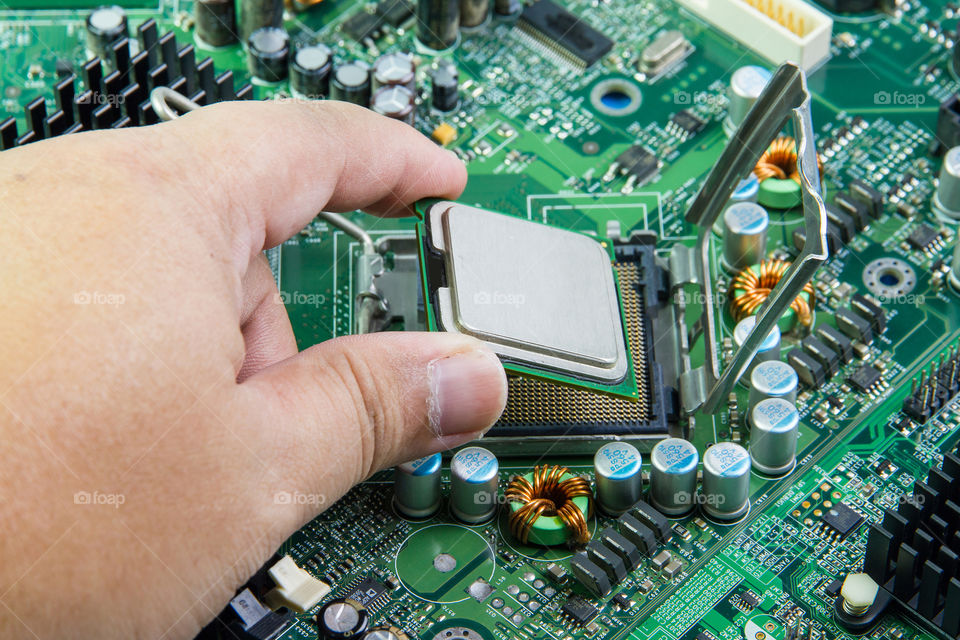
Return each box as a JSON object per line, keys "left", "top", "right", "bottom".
{"left": 753, "top": 136, "right": 823, "bottom": 184}
{"left": 505, "top": 465, "right": 593, "bottom": 546}
{"left": 730, "top": 258, "right": 816, "bottom": 327}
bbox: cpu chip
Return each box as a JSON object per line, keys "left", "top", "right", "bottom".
{"left": 418, "top": 201, "right": 637, "bottom": 399}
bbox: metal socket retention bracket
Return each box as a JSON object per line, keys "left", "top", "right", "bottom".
{"left": 674, "top": 62, "right": 828, "bottom": 415}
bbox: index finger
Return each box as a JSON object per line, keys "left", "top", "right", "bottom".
{"left": 151, "top": 98, "right": 467, "bottom": 253}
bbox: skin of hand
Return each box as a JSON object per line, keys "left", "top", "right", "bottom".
{"left": 0, "top": 100, "right": 507, "bottom": 639}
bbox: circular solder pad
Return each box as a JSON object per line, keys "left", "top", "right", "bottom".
{"left": 863, "top": 257, "right": 916, "bottom": 300}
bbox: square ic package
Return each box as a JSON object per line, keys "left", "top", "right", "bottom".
{"left": 417, "top": 201, "right": 639, "bottom": 400}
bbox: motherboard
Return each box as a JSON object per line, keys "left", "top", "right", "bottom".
{"left": 4, "top": 0, "right": 960, "bottom": 639}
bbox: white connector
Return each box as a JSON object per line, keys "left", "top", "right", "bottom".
{"left": 674, "top": 0, "right": 833, "bottom": 71}
{"left": 264, "top": 555, "right": 331, "bottom": 613}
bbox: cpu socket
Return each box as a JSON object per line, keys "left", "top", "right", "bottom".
{"left": 417, "top": 201, "right": 638, "bottom": 400}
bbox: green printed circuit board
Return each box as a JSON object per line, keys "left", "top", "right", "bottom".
{"left": 4, "top": 0, "right": 960, "bottom": 638}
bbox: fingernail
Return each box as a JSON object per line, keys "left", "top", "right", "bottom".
{"left": 429, "top": 348, "right": 507, "bottom": 437}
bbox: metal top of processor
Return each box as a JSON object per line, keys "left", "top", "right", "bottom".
{"left": 427, "top": 202, "right": 629, "bottom": 383}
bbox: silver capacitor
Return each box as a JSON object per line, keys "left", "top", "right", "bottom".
{"left": 393, "top": 453, "right": 441, "bottom": 518}
{"left": 712, "top": 174, "right": 760, "bottom": 236}
{"left": 371, "top": 85, "right": 415, "bottom": 125}
{"left": 594, "top": 442, "right": 643, "bottom": 515}
{"left": 649, "top": 438, "right": 699, "bottom": 516}
{"left": 372, "top": 52, "right": 415, "bottom": 92}
{"left": 733, "top": 316, "right": 781, "bottom": 380}
{"left": 748, "top": 360, "right": 799, "bottom": 405}
{"left": 450, "top": 446, "right": 498, "bottom": 523}
{"left": 460, "top": 0, "right": 489, "bottom": 27}
{"left": 701, "top": 442, "right": 751, "bottom": 521}
{"left": 935, "top": 146, "right": 960, "bottom": 220}
{"left": 749, "top": 398, "right": 799, "bottom": 476}
{"left": 724, "top": 65, "right": 772, "bottom": 135}
{"left": 722, "top": 201, "right": 768, "bottom": 271}
{"left": 951, "top": 232, "right": 960, "bottom": 291}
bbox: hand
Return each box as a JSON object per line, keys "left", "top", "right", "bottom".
{"left": 0, "top": 100, "right": 507, "bottom": 639}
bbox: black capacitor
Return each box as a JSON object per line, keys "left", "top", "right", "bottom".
{"left": 494, "top": 0, "right": 521, "bottom": 16}
{"left": 247, "top": 27, "right": 290, "bottom": 82}
{"left": 330, "top": 62, "right": 371, "bottom": 106}
{"left": 416, "top": 0, "right": 459, "bottom": 50}
{"left": 290, "top": 45, "right": 332, "bottom": 98}
{"left": 372, "top": 52, "right": 415, "bottom": 92}
{"left": 371, "top": 85, "right": 415, "bottom": 125}
{"left": 317, "top": 599, "right": 369, "bottom": 639}
{"left": 240, "top": 0, "right": 284, "bottom": 41}
{"left": 459, "top": 0, "right": 489, "bottom": 27}
{"left": 430, "top": 64, "right": 458, "bottom": 111}
{"left": 85, "top": 6, "right": 128, "bottom": 59}
{"left": 195, "top": 0, "right": 238, "bottom": 47}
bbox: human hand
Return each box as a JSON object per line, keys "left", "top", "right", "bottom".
{"left": 0, "top": 100, "right": 507, "bottom": 639}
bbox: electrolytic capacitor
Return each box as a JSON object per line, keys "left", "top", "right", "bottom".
{"left": 330, "top": 62, "right": 371, "bottom": 106}
{"left": 393, "top": 453, "right": 441, "bottom": 518}
{"left": 733, "top": 315, "right": 781, "bottom": 379}
{"left": 247, "top": 27, "right": 289, "bottom": 82}
{"left": 416, "top": 0, "right": 459, "bottom": 50}
{"left": 290, "top": 45, "right": 332, "bottom": 98}
{"left": 713, "top": 174, "right": 760, "bottom": 236}
{"left": 450, "top": 446, "right": 498, "bottom": 523}
{"left": 722, "top": 201, "right": 768, "bottom": 271}
{"left": 594, "top": 442, "right": 643, "bottom": 515}
{"left": 935, "top": 145, "right": 960, "bottom": 220}
{"left": 749, "top": 398, "right": 799, "bottom": 476}
{"left": 460, "top": 0, "right": 490, "bottom": 27}
{"left": 748, "top": 360, "right": 799, "bottom": 405}
{"left": 725, "top": 65, "right": 771, "bottom": 135}
{"left": 372, "top": 52, "right": 415, "bottom": 92}
{"left": 371, "top": 85, "right": 415, "bottom": 125}
{"left": 240, "top": 0, "right": 284, "bottom": 41}
{"left": 431, "top": 65, "right": 459, "bottom": 111}
{"left": 701, "top": 442, "right": 751, "bottom": 521}
{"left": 86, "top": 6, "right": 128, "bottom": 59}
{"left": 195, "top": 0, "right": 238, "bottom": 47}
{"left": 649, "top": 438, "right": 699, "bottom": 516}
{"left": 317, "top": 599, "right": 369, "bottom": 639}
{"left": 494, "top": 0, "right": 521, "bottom": 16}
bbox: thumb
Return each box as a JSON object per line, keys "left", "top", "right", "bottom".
{"left": 238, "top": 331, "right": 507, "bottom": 496}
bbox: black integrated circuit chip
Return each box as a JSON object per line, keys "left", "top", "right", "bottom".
{"left": 670, "top": 110, "right": 706, "bottom": 135}
{"left": 376, "top": 0, "right": 414, "bottom": 25}
{"left": 519, "top": 0, "right": 614, "bottom": 67}
{"left": 822, "top": 502, "right": 865, "bottom": 537}
{"left": 344, "top": 578, "right": 390, "bottom": 611}
{"left": 848, "top": 364, "right": 882, "bottom": 392}
{"left": 740, "top": 590, "right": 761, "bottom": 608}
{"left": 342, "top": 11, "right": 381, "bottom": 40}
{"left": 907, "top": 223, "right": 939, "bottom": 250}
{"left": 561, "top": 595, "right": 600, "bottom": 625}
{"left": 615, "top": 145, "right": 659, "bottom": 183}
